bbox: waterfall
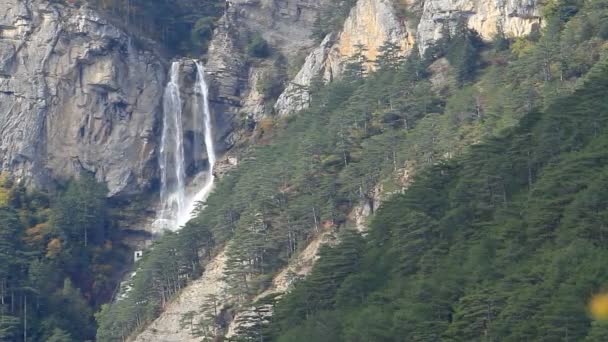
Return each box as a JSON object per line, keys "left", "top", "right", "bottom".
{"left": 154, "top": 60, "right": 216, "bottom": 232}
{"left": 157, "top": 61, "right": 187, "bottom": 230}
{"left": 177, "top": 62, "right": 217, "bottom": 227}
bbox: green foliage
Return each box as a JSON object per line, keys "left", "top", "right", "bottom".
{"left": 96, "top": 0, "right": 608, "bottom": 339}
{"left": 443, "top": 21, "right": 484, "bottom": 85}
{"left": 268, "top": 58, "right": 608, "bottom": 342}
{"left": 256, "top": 57, "right": 288, "bottom": 102}
{"left": 46, "top": 328, "right": 74, "bottom": 342}
{"left": 247, "top": 33, "right": 271, "bottom": 58}
{"left": 0, "top": 174, "right": 127, "bottom": 341}
{"left": 190, "top": 16, "right": 216, "bottom": 53}
{"left": 86, "top": 0, "right": 223, "bottom": 55}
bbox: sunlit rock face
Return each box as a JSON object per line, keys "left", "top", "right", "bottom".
{"left": 275, "top": 0, "right": 541, "bottom": 116}
{"left": 275, "top": 0, "right": 414, "bottom": 116}
{"left": 332, "top": 0, "right": 414, "bottom": 68}
{"left": 416, "top": 0, "right": 541, "bottom": 53}
{"left": 0, "top": 0, "right": 165, "bottom": 196}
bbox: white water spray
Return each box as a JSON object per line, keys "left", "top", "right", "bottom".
{"left": 157, "top": 62, "right": 187, "bottom": 229}
{"left": 155, "top": 60, "right": 217, "bottom": 232}
{"left": 177, "top": 62, "right": 217, "bottom": 227}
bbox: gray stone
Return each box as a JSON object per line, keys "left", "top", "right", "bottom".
{"left": 0, "top": 0, "right": 165, "bottom": 197}
{"left": 416, "top": 0, "right": 541, "bottom": 53}
{"left": 205, "top": 0, "right": 331, "bottom": 120}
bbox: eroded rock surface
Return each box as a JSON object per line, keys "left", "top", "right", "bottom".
{"left": 133, "top": 249, "right": 228, "bottom": 342}
{"left": 275, "top": 0, "right": 413, "bottom": 116}
{"left": 417, "top": 0, "right": 541, "bottom": 53}
{"left": 276, "top": 0, "right": 541, "bottom": 116}
{"left": 0, "top": 0, "right": 167, "bottom": 196}
{"left": 205, "top": 0, "right": 331, "bottom": 121}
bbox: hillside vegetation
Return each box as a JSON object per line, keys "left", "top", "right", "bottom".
{"left": 96, "top": 0, "right": 608, "bottom": 340}
{"left": 0, "top": 175, "right": 129, "bottom": 341}
{"left": 269, "top": 56, "right": 608, "bottom": 342}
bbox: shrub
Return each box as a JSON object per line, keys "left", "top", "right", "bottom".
{"left": 247, "top": 34, "right": 271, "bottom": 58}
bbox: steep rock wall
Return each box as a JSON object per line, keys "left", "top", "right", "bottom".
{"left": 416, "top": 0, "right": 541, "bottom": 53}
{"left": 275, "top": 0, "right": 413, "bottom": 116}
{"left": 0, "top": 0, "right": 166, "bottom": 196}
{"left": 205, "top": 0, "right": 330, "bottom": 121}
{"left": 132, "top": 0, "right": 544, "bottom": 338}
{"left": 276, "top": 0, "right": 541, "bottom": 116}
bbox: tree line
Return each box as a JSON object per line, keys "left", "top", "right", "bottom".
{"left": 96, "top": 0, "right": 608, "bottom": 340}
{"left": 0, "top": 174, "right": 129, "bottom": 341}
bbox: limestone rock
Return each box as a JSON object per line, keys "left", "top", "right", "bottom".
{"left": 133, "top": 249, "right": 228, "bottom": 342}
{"left": 274, "top": 33, "right": 338, "bottom": 116}
{"left": 275, "top": 0, "right": 413, "bottom": 116}
{"left": 205, "top": 0, "right": 330, "bottom": 121}
{"left": 416, "top": 0, "right": 541, "bottom": 53}
{"left": 0, "top": 0, "right": 165, "bottom": 196}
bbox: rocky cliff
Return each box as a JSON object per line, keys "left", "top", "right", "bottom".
{"left": 275, "top": 0, "right": 541, "bottom": 116}
{"left": 0, "top": 0, "right": 545, "bottom": 339}
{"left": 0, "top": 0, "right": 165, "bottom": 196}
{"left": 275, "top": 0, "right": 414, "bottom": 116}
{"left": 416, "top": 0, "right": 541, "bottom": 53}
{"left": 205, "top": 0, "right": 331, "bottom": 121}
{"left": 0, "top": 0, "right": 542, "bottom": 193}
{"left": 132, "top": 0, "right": 544, "bottom": 339}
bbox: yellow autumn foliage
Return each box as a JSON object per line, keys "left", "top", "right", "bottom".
{"left": 46, "top": 238, "right": 63, "bottom": 258}
{"left": 0, "top": 173, "right": 10, "bottom": 207}
{"left": 259, "top": 117, "right": 275, "bottom": 133}
{"left": 24, "top": 223, "right": 49, "bottom": 245}
{"left": 590, "top": 292, "right": 608, "bottom": 320}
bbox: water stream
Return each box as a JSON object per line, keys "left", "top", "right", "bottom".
{"left": 177, "top": 62, "right": 217, "bottom": 227}
{"left": 154, "top": 60, "right": 216, "bottom": 232}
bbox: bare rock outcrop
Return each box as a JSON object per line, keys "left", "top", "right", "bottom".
{"left": 205, "top": 0, "right": 331, "bottom": 121}
{"left": 133, "top": 249, "right": 228, "bottom": 342}
{"left": 275, "top": 0, "right": 414, "bottom": 116}
{"left": 130, "top": 0, "right": 544, "bottom": 339}
{"left": 275, "top": 0, "right": 541, "bottom": 116}
{"left": 416, "top": 0, "right": 541, "bottom": 53}
{"left": 0, "top": 0, "right": 165, "bottom": 196}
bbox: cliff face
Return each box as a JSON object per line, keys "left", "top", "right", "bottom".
{"left": 205, "top": 0, "right": 330, "bottom": 121}
{"left": 0, "top": 0, "right": 542, "bottom": 193}
{"left": 0, "top": 0, "right": 165, "bottom": 196}
{"left": 131, "top": 0, "right": 544, "bottom": 339}
{"left": 275, "top": 0, "right": 414, "bottom": 116}
{"left": 276, "top": 0, "right": 541, "bottom": 115}
{"left": 416, "top": 0, "right": 541, "bottom": 53}
{"left": 1, "top": 0, "right": 545, "bottom": 339}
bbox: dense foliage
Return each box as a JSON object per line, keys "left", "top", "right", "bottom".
{"left": 0, "top": 174, "right": 129, "bottom": 341}
{"left": 95, "top": 0, "right": 608, "bottom": 339}
{"left": 84, "top": 0, "right": 224, "bottom": 55}
{"left": 269, "top": 58, "right": 608, "bottom": 342}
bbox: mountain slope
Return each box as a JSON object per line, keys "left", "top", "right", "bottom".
{"left": 269, "top": 58, "right": 608, "bottom": 342}
{"left": 99, "top": 0, "right": 608, "bottom": 340}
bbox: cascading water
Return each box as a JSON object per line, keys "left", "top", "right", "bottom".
{"left": 157, "top": 61, "right": 187, "bottom": 230}
{"left": 154, "top": 60, "right": 217, "bottom": 232}
{"left": 177, "top": 62, "right": 217, "bottom": 226}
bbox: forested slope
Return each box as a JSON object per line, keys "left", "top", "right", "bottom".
{"left": 97, "top": 0, "right": 608, "bottom": 340}
{"left": 2, "top": 0, "right": 605, "bottom": 340}
{"left": 0, "top": 175, "right": 129, "bottom": 341}
{"left": 269, "top": 58, "right": 608, "bottom": 342}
